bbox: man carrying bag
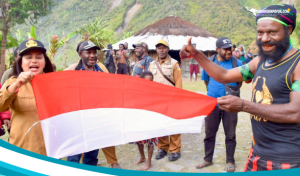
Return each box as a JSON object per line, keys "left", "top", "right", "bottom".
{"left": 149, "top": 39, "right": 182, "bottom": 162}
{"left": 197, "top": 37, "right": 243, "bottom": 172}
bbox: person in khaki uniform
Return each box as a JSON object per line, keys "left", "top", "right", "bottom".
{"left": 149, "top": 39, "right": 182, "bottom": 161}
{"left": 65, "top": 41, "right": 121, "bottom": 169}
{"left": 0, "top": 39, "right": 54, "bottom": 155}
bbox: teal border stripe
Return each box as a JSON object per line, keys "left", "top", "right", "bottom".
{"left": 0, "top": 160, "right": 47, "bottom": 176}
{"left": 0, "top": 165, "right": 28, "bottom": 176}
{"left": 1, "top": 140, "right": 300, "bottom": 175}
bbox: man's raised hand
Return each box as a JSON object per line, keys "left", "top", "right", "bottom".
{"left": 179, "top": 38, "right": 198, "bottom": 59}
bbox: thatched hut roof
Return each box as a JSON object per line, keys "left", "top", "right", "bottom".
{"left": 111, "top": 16, "right": 218, "bottom": 51}
{"left": 134, "top": 15, "right": 216, "bottom": 37}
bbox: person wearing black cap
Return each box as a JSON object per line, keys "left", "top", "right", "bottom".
{"left": 0, "top": 39, "right": 54, "bottom": 155}
{"left": 132, "top": 42, "right": 153, "bottom": 77}
{"left": 64, "top": 41, "right": 89, "bottom": 70}
{"left": 198, "top": 37, "right": 243, "bottom": 172}
{"left": 65, "top": 41, "right": 106, "bottom": 71}
{"left": 76, "top": 41, "right": 84, "bottom": 53}
{"left": 180, "top": 4, "right": 300, "bottom": 172}
{"left": 65, "top": 41, "right": 121, "bottom": 168}
{"left": 104, "top": 44, "right": 117, "bottom": 73}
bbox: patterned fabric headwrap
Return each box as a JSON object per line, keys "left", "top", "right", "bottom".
{"left": 256, "top": 4, "right": 297, "bottom": 33}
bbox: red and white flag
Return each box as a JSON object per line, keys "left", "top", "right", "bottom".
{"left": 31, "top": 71, "right": 217, "bottom": 158}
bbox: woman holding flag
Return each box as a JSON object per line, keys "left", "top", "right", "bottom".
{"left": 0, "top": 39, "right": 54, "bottom": 155}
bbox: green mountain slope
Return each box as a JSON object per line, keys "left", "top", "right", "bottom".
{"left": 15, "top": 0, "right": 296, "bottom": 69}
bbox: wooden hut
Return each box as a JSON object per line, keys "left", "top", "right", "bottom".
{"left": 111, "top": 15, "right": 218, "bottom": 76}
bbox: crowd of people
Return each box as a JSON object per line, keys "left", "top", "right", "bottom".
{"left": 102, "top": 38, "right": 182, "bottom": 170}
{"left": 232, "top": 45, "right": 253, "bottom": 65}
{"left": 103, "top": 41, "right": 153, "bottom": 77}
{"left": 0, "top": 3, "right": 300, "bottom": 173}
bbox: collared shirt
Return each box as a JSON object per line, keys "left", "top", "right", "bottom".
{"left": 201, "top": 56, "right": 243, "bottom": 99}
{"left": 76, "top": 60, "right": 103, "bottom": 72}
{"left": 81, "top": 62, "right": 103, "bottom": 72}
{"left": 64, "top": 60, "right": 109, "bottom": 72}
{"left": 133, "top": 54, "right": 153, "bottom": 76}
{"left": 149, "top": 57, "right": 182, "bottom": 89}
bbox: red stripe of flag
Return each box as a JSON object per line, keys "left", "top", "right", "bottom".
{"left": 251, "top": 156, "right": 259, "bottom": 171}
{"left": 282, "top": 163, "right": 290, "bottom": 170}
{"left": 267, "top": 161, "right": 272, "bottom": 170}
{"left": 31, "top": 71, "right": 217, "bottom": 120}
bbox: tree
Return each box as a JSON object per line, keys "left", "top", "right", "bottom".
{"left": 0, "top": 26, "right": 33, "bottom": 68}
{"left": 75, "top": 18, "right": 116, "bottom": 50}
{"left": 75, "top": 18, "right": 117, "bottom": 63}
{"left": 0, "top": 31, "right": 19, "bottom": 67}
{"left": 0, "top": 32, "right": 19, "bottom": 49}
{"left": 0, "top": 0, "right": 55, "bottom": 78}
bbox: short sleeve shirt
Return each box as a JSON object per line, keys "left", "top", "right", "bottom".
{"left": 133, "top": 55, "right": 153, "bottom": 76}
{"left": 201, "top": 56, "right": 243, "bottom": 99}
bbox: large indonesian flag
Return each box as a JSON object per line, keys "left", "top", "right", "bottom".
{"left": 31, "top": 71, "right": 217, "bottom": 158}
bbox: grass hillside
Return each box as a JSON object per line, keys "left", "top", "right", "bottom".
{"left": 14, "top": 0, "right": 296, "bottom": 69}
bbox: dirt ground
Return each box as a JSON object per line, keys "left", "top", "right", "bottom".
{"left": 1, "top": 77, "right": 253, "bottom": 173}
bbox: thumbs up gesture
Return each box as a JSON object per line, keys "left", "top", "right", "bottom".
{"left": 179, "top": 38, "right": 198, "bottom": 59}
